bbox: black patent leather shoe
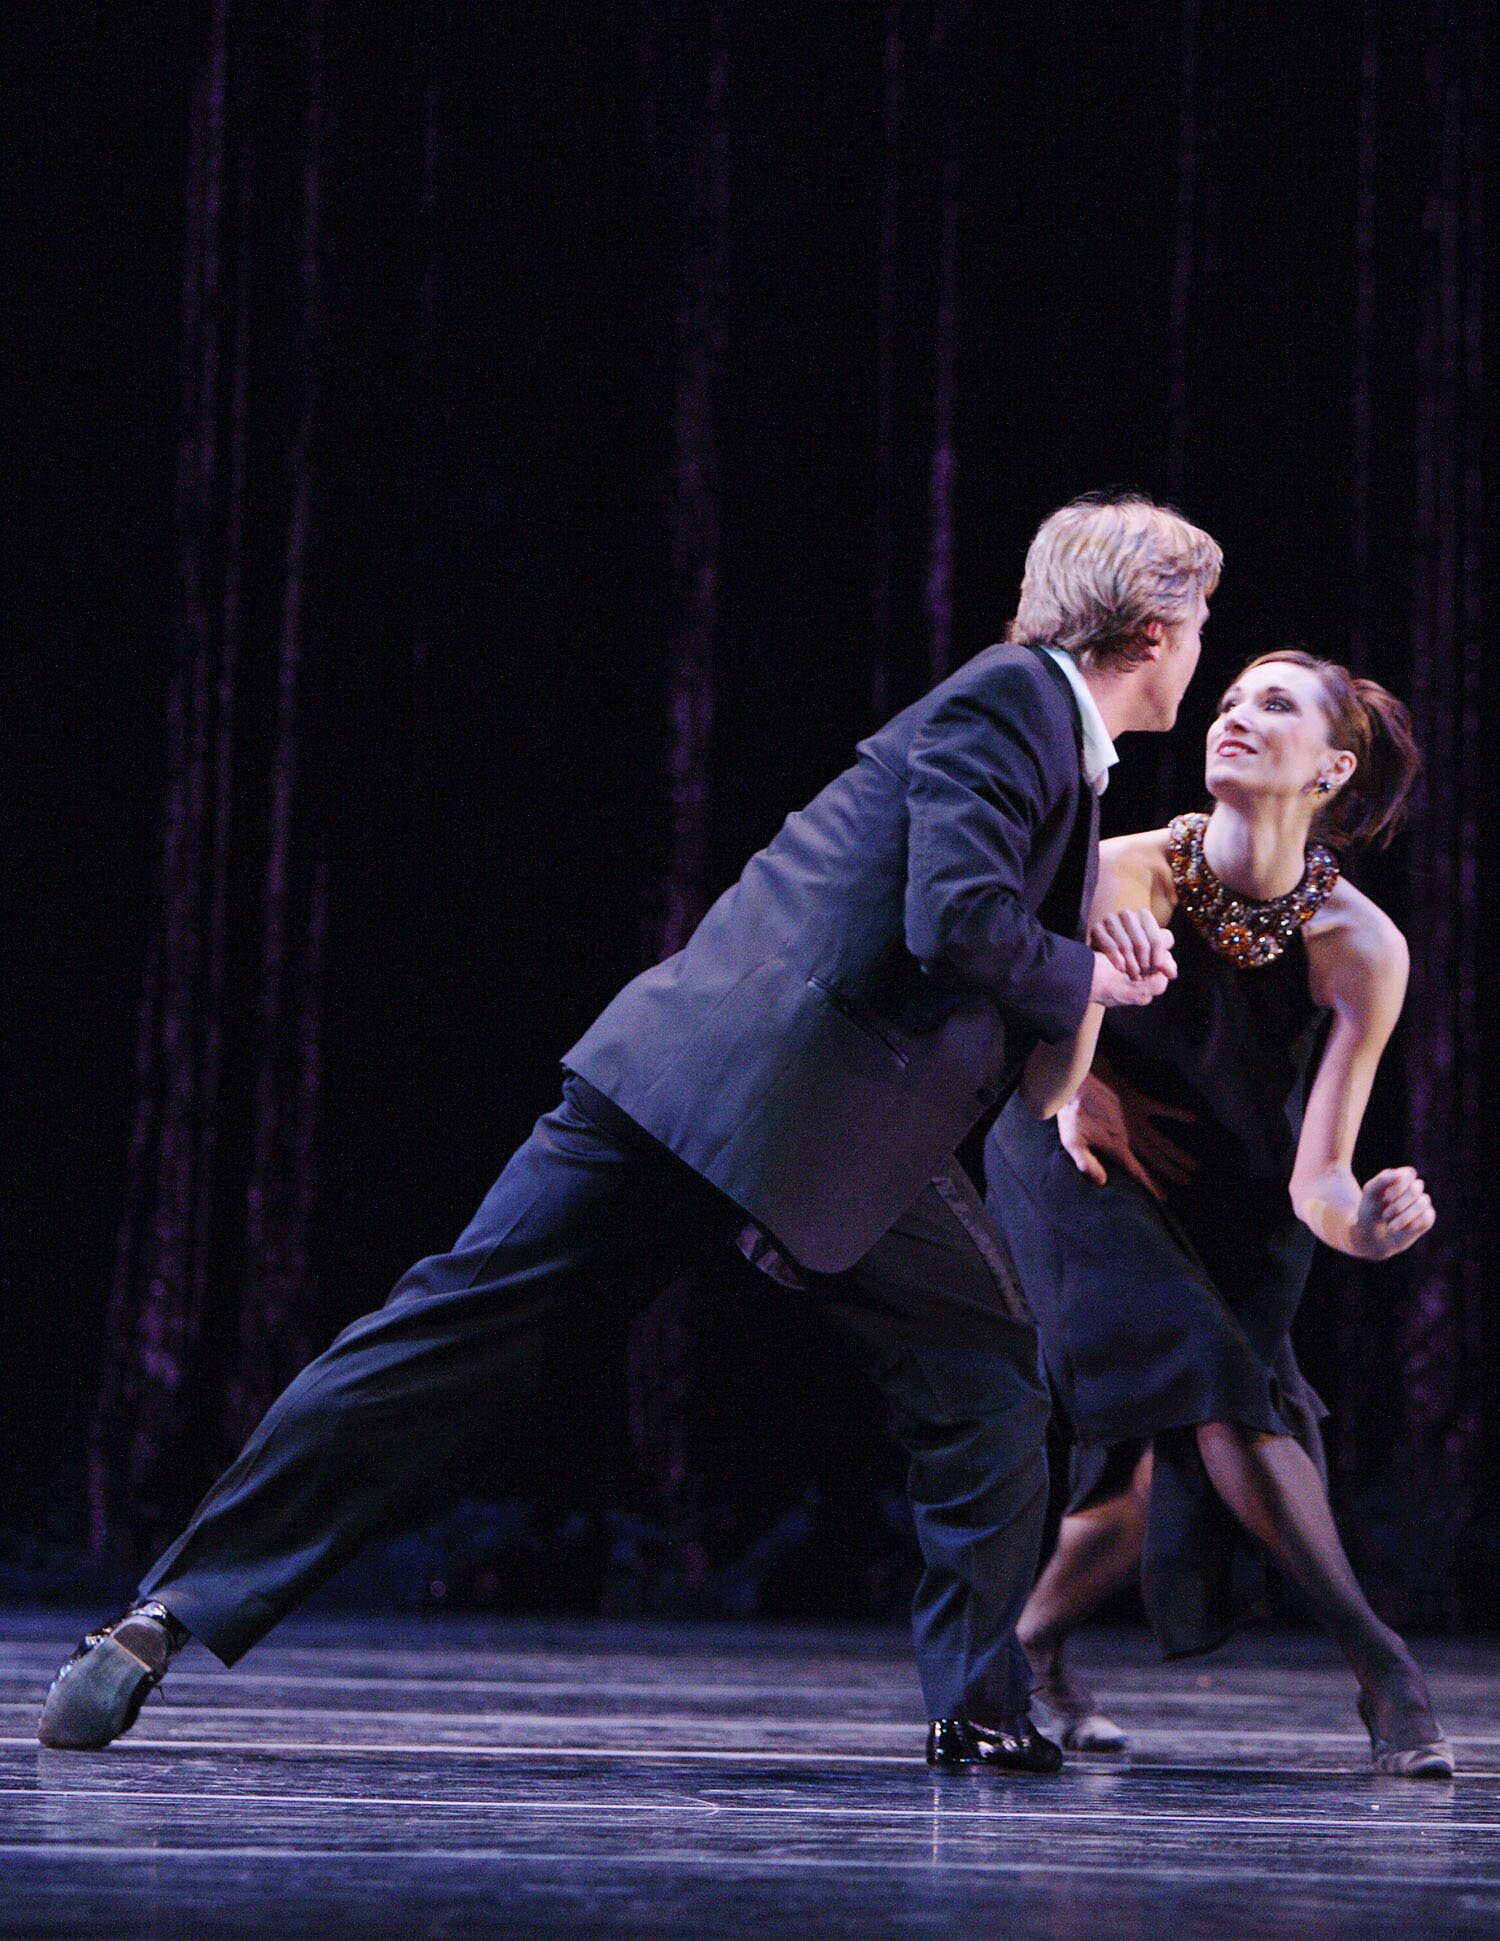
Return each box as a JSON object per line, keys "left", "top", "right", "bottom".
{"left": 927, "top": 1713, "right": 1064, "bottom": 1773}
{"left": 37, "top": 1604, "right": 186, "bottom": 1750}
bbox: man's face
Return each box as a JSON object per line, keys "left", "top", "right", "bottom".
{"left": 1142, "top": 592, "right": 1208, "bottom": 729}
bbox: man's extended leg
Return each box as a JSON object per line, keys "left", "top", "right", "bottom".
{"left": 824, "top": 1163, "right": 1055, "bottom": 1767}
{"left": 39, "top": 1081, "right": 731, "bottom": 1744}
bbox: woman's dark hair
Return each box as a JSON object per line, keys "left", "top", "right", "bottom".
{"left": 1242, "top": 649, "right": 1421, "bottom": 852}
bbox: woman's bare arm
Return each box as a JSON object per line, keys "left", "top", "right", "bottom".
{"left": 1020, "top": 831, "right": 1175, "bottom": 1119}
{"left": 1291, "top": 886, "right": 1435, "bottom": 1259}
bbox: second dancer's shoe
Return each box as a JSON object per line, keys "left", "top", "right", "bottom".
{"left": 1357, "top": 1689, "right": 1455, "bottom": 1779}
{"left": 1031, "top": 1693, "right": 1129, "bottom": 1753}
{"left": 1025, "top": 1647, "right": 1128, "bottom": 1752}
{"left": 927, "top": 1713, "right": 1064, "bottom": 1773}
{"left": 37, "top": 1603, "right": 187, "bottom": 1750}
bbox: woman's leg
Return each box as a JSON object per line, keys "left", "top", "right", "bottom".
{"left": 1018, "top": 1446, "right": 1152, "bottom": 1723}
{"left": 1195, "top": 1421, "right": 1444, "bottom": 1748}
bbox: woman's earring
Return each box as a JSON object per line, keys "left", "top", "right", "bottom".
{"left": 1315, "top": 779, "right": 1333, "bottom": 795}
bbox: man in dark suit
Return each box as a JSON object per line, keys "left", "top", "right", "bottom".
{"left": 42, "top": 492, "right": 1220, "bottom": 1768}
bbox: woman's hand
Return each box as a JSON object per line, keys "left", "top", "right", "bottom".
{"left": 1058, "top": 1068, "right": 1197, "bottom": 1201}
{"left": 1090, "top": 908, "right": 1176, "bottom": 984}
{"left": 1086, "top": 909, "right": 1177, "bottom": 1009}
{"left": 1353, "top": 1166, "right": 1436, "bottom": 1259}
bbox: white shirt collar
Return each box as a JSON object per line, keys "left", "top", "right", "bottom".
{"left": 1042, "top": 647, "right": 1119, "bottom": 795}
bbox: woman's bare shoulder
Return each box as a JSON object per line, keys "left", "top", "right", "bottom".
{"left": 1304, "top": 876, "right": 1409, "bottom": 1003}
{"left": 1306, "top": 874, "right": 1404, "bottom": 952}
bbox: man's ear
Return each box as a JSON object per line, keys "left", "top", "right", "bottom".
{"left": 1135, "top": 621, "right": 1167, "bottom": 663}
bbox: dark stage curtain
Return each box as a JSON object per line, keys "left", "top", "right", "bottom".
{"left": 1389, "top": 0, "right": 1490, "bottom": 1625}
{"left": 85, "top": 0, "right": 334, "bottom": 1564}
{"left": 8, "top": 0, "right": 1494, "bottom": 1623}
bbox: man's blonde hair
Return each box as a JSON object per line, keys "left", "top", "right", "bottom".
{"left": 1007, "top": 492, "right": 1222, "bottom": 670}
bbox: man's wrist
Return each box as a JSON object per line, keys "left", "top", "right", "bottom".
{"left": 1088, "top": 951, "right": 1120, "bottom": 1006}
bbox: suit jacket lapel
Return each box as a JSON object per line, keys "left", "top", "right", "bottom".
{"left": 1077, "top": 787, "right": 1100, "bottom": 939}
{"left": 1029, "top": 646, "right": 1101, "bottom": 941}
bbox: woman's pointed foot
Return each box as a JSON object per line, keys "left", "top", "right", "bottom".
{"left": 1357, "top": 1686, "right": 1455, "bottom": 1779}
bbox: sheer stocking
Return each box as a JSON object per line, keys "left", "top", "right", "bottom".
{"left": 1195, "top": 1421, "right": 1442, "bottom": 1748}
{"left": 1017, "top": 1447, "right": 1151, "bottom": 1714}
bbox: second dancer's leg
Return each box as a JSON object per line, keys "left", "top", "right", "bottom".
{"left": 1016, "top": 1445, "right": 1152, "bottom": 1748}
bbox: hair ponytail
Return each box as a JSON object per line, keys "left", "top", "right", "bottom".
{"left": 1244, "top": 650, "right": 1421, "bottom": 852}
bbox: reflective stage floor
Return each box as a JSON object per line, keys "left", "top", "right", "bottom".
{"left": 2, "top": 1612, "right": 1499, "bottom": 1938}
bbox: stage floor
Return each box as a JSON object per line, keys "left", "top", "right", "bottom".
{"left": 2, "top": 1612, "right": 1499, "bottom": 1938}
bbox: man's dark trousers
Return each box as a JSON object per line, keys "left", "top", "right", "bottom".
{"left": 141, "top": 639, "right": 1100, "bottom": 1721}
{"left": 142, "top": 1077, "right": 1050, "bottom": 1721}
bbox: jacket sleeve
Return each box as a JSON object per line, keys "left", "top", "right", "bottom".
{"left": 903, "top": 669, "right": 1095, "bottom": 1042}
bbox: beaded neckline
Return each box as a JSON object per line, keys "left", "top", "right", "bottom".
{"left": 1167, "top": 812, "right": 1340, "bottom": 968}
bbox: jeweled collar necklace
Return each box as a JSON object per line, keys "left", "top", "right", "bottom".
{"left": 1167, "top": 811, "right": 1340, "bottom": 968}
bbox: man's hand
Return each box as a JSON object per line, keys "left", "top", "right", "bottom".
{"left": 1089, "top": 952, "right": 1170, "bottom": 1008}
{"left": 1058, "top": 1068, "right": 1198, "bottom": 1200}
{"left": 1353, "top": 1166, "right": 1436, "bottom": 1260}
{"left": 1088, "top": 908, "right": 1175, "bottom": 1007}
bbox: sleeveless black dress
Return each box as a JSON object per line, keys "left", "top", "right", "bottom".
{"left": 986, "top": 888, "right": 1331, "bottom": 1657}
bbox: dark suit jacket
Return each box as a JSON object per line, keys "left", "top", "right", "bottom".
{"left": 564, "top": 642, "right": 1098, "bottom": 1273}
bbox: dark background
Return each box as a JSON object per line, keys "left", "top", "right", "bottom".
{"left": 5, "top": 1, "right": 1494, "bottom": 1628}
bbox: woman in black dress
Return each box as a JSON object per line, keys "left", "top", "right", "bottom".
{"left": 987, "top": 648, "right": 1451, "bottom": 1776}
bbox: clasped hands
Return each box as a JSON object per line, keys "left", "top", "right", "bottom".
{"left": 1088, "top": 907, "right": 1176, "bottom": 1009}
{"left": 1070, "top": 905, "right": 1194, "bottom": 1199}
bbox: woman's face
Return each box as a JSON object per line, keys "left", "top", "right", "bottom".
{"left": 1205, "top": 660, "right": 1355, "bottom": 804}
